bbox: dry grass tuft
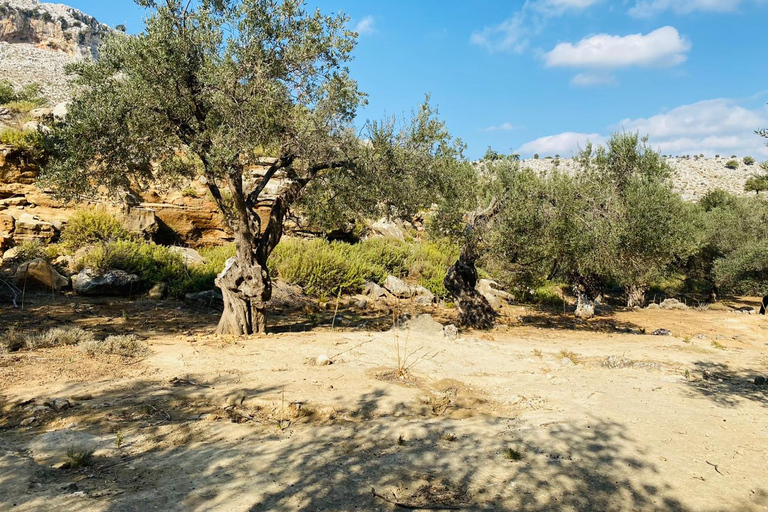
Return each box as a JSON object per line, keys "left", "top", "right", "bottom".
{"left": 80, "top": 334, "right": 149, "bottom": 358}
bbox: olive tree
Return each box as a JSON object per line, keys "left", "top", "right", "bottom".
{"left": 43, "top": 0, "right": 468, "bottom": 334}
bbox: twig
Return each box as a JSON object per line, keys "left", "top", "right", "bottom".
{"left": 371, "top": 488, "right": 464, "bottom": 510}
{"left": 329, "top": 338, "right": 374, "bottom": 362}
{"left": 706, "top": 460, "right": 724, "bottom": 475}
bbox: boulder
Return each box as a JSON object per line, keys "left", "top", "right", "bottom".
{"left": 21, "top": 121, "right": 51, "bottom": 134}
{"left": 0, "top": 212, "right": 13, "bottom": 234}
{"left": 169, "top": 246, "right": 207, "bottom": 266}
{"left": 268, "top": 279, "right": 307, "bottom": 310}
{"left": 476, "top": 279, "right": 514, "bottom": 310}
{"left": 660, "top": 298, "right": 688, "bottom": 311}
{"left": 443, "top": 324, "right": 459, "bottom": 340}
{"left": 368, "top": 218, "right": 405, "bottom": 240}
{"left": 363, "top": 281, "right": 389, "bottom": 301}
{"left": 384, "top": 275, "right": 414, "bottom": 298}
{"left": 72, "top": 269, "right": 141, "bottom": 296}
{"left": 185, "top": 289, "right": 224, "bottom": 308}
{"left": 403, "top": 314, "right": 444, "bottom": 336}
{"left": 52, "top": 102, "right": 70, "bottom": 120}
{"left": 411, "top": 285, "right": 435, "bottom": 306}
{"left": 383, "top": 275, "right": 434, "bottom": 305}
{"left": 14, "top": 259, "right": 69, "bottom": 292}
{"left": 29, "top": 107, "right": 53, "bottom": 120}
{"left": 121, "top": 207, "right": 159, "bottom": 240}
{"left": 13, "top": 213, "right": 57, "bottom": 244}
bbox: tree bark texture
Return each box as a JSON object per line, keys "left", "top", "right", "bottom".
{"left": 626, "top": 284, "right": 647, "bottom": 309}
{"left": 444, "top": 199, "right": 501, "bottom": 330}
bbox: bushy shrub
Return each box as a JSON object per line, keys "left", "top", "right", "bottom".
{"left": 80, "top": 334, "right": 149, "bottom": 357}
{"left": 0, "top": 127, "right": 44, "bottom": 156}
{"left": 744, "top": 156, "right": 756, "bottom": 165}
{"left": 270, "top": 237, "right": 458, "bottom": 299}
{"left": 0, "top": 80, "right": 46, "bottom": 108}
{"left": 182, "top": 244, "right": 236, "bottom": 293}
{"left": 13, "top": 239, "right": 47, "bottom": 261}
{"left": 61, "top": 209, "right": 133, "bottom": 250}
{"left": 533, "top": 283, "right": 566, "bottom": 308}
{"left": 271, "top": 238, "right": 372, "bottom": 297}
{"left": 76, "top": 240, "right": 189, "bottom": 295}
{"left": 725, "top": 159, "right": 740, "bottom": 170}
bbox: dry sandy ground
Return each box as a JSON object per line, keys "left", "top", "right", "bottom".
{"left": 1, "top": 298, "right": 767, "bottom": 512}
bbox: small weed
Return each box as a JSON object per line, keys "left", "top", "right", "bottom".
{"left": 684, "top": 369, "right": 690, "bottom": 379}
{"left": 533, "top": 349, "right": 543, "bottom": 358}
{"left": 181, "top": 187, "right": 198, "bottom": 198}
{"left": 397, "top": 434, "right": 406, "bottom": 446}
{"left": 559, "top": 349, "right": 580, "bottom": 364}
{"left": 711, "top": 341, "right": 725, "bottom": 350}
{"left": 115, "top": 431, "right": 124, "bottom": 449}
{"left": 65, "top": 446, "right": 94, "bottom": 468}
{"left": 503, "top": 448, "right": 523, "bottom": 461}
{"left": 442, "top": 433, "right": 457, "bottom": 442}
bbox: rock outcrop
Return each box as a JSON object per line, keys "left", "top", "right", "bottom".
{"left": 14, "top": 257, "right": 68, "bottom": 291}
{"left": 0, "top": 0, "right": 112, "bottom": 103}
{"left": 72, "top": 268, "right": 140, "bottom": 296}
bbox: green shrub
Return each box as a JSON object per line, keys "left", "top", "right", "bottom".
{"left": 0, "top": 127, "right": 44, "bottom": 156}
{"left": 77, "top": 240, "right": 190, "bottom": 295}
{"left": 725, "top": 159, "right": 739, "bottom": 170}
{"left": 181, "top": 187, "right": 198, "bottom": 198}
{"left": 270, "top": 236, "right": 458, "bottom": 299}
{"left": 533, "top": 283, "right": 565, "bottom": 308}
{"left": 271, "top": 238, "right": 372, "bottom": 297}
{"left": 183, "top": 244, "right": 236, "bottom": 293}
{"left": 13, "top": 239, "right": 47, "bottom": 262}
{"left": 0, "top": 80, "right": 14, "bottom": 105}
{"left": 61, "top": 209, "right": 133, "bottom": 250}
{"left": 744, "top": 156, "right": 756, "bottom": 166}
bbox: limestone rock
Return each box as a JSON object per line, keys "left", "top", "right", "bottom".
{"left": 368, "top": 218, "right": 405, "bottom": 240}
{"left": 72, "top": 268, "right": 141, "bottom": 296}
{"left": 404, "top": 314, "right": 445, "bottom": 336}
{"left": 0, "top": 212, "right": 13, "bottom": 234}
{"left": 443, "top": 324, "right": 459, "bottom": 340}
{"left": 22, "top": 120, "right": 50, "bottom": 134}
{"left": 383, "top": 275, "right": 414, "bottom": 298}
{"left": 660, "top": 298, "right": 688, "bottom": 311}
{"left": 13, "top": 213, "right": 57, "bottom": 243}
{"left": 363, "top": 281, "right": 389, "bottom": 301}
{"left": 476, "top": 279, "right": 514, "bottom": 310}
{"left": 169, "top": 246, "right": 207, "bottom": 266}
{"left": 121, "top": 207, "right": 159, "bottom": 240}
{"left": 185, "top": 289, "right": 224, "bottom": 308}
{"left": 52, "top": 101, "right": 69, "bottom": 120}
{"left": 268, "top": 279, "right": 307, "bottom": 310}
{"left": 14, "top": 258, "right": 69, "bottom": 291}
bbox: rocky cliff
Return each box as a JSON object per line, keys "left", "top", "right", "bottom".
{"left": 0, "top": 0, "right": 111, "bottom": 103}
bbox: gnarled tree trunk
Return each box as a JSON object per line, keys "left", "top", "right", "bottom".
{"left": 215, "top": 251, "right": 271, "bottom": 335}
{"left": 626, "top": 284, "right": 646, "bottom": 308}
{"left": 573, "top": 276, "right": 602, "bottom": 319}
{"left": 445, "top": 253, "right": 497, "bottom": 330}
{"left": 445, "top": 199, "right": 501, "bottom": 330}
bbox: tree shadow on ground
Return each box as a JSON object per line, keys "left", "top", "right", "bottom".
{"left": 681, "top": 361, "right": 767, "bottom": 407}
{"left": 3, "top": 378, "right": 765, "bottom": 511}
{"left": 516, "top": 309, "right": 644, "bottom": 334}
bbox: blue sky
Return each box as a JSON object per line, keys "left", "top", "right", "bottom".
{"left": 65, "top": 0, "right": 768, "bottom": 160}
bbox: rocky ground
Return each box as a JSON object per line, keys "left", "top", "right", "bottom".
{"left": 1, "top": 295, "right": 767, "bottom": 512}
{"left": 522, "top": 156, "right": 764, "bottom": 201}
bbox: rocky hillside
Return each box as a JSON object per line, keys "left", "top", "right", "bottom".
{"left": 520, "top": 156, "right": 764, "bottom": 201}
{"left": 0, "top": 0, "right": 111, "bottom": 103}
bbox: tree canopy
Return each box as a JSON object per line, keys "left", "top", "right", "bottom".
{"left": 43, "top": 0, "right": 471, "bottom": 334}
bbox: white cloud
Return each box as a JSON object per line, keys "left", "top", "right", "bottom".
{"left": 571, "top": 72, "right": 617, "bottom": 86}
{"left": 544, "top": 26, "right": 691, "bottom": 69}
{"left": 470, "top": 0, "right": 602, "bottom": 53}
{"left": 482, "top": 122, "right": 522, "bottom": 132}
{"left": 518, "top": 132, "right": 605, "bottom": 156}
{"left": 615, "top": 98, "right": 768, "bottom": 156}
{"left": 629, "top": 0, "right": 763, "bottom": 18}
{"left": 517, "top": 98, "right": 768, "bottom": 158}
{"left": 354, "top": 15, "right": 376, "bottom": 36}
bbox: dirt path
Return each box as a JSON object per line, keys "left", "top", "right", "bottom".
{"left": 1, "top": 301, "right": 767, "bottom": 511}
